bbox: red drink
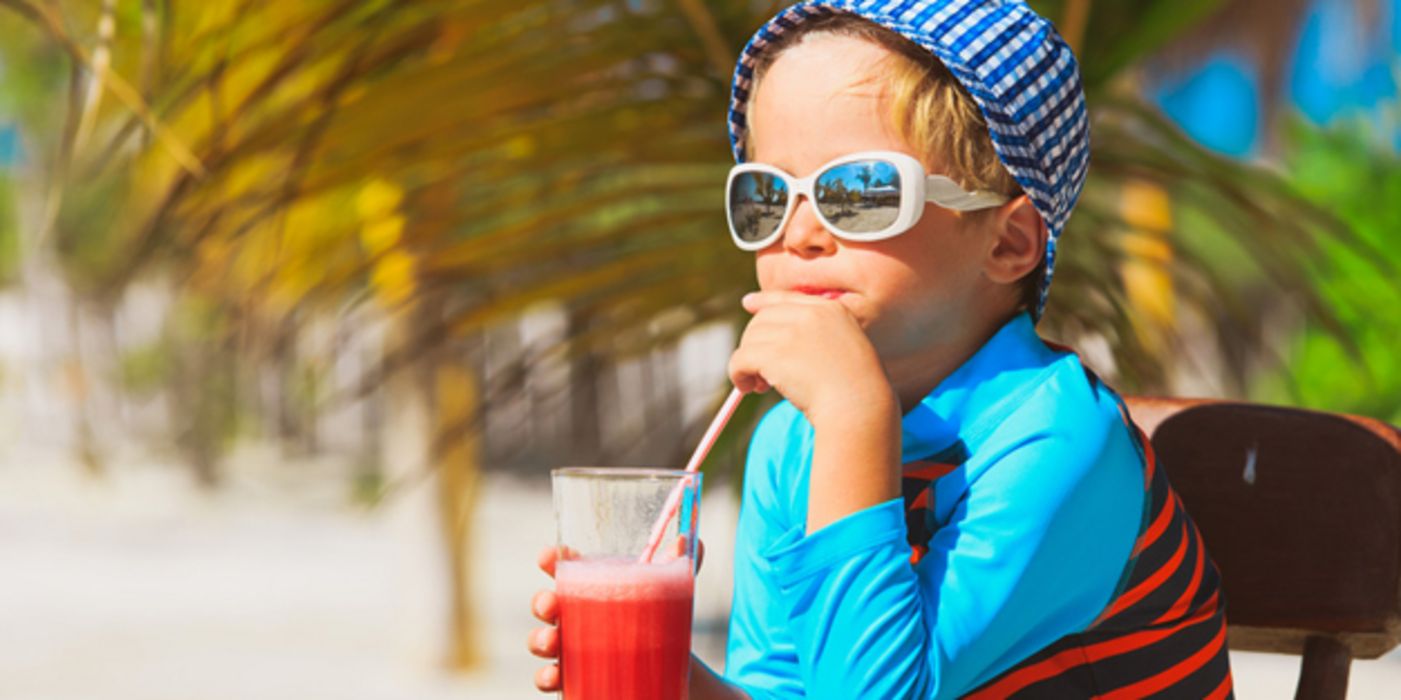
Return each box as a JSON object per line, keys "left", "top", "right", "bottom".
{"left": 556, "top": 557, "right": 694, "bottom": 700}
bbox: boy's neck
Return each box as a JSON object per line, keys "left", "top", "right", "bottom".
{"left": 887, "top": 310, "right": 1018, "bottom": 415}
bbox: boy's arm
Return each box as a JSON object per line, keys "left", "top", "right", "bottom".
{"left": 721, "top": 403, "right": 808, "bottom": 700}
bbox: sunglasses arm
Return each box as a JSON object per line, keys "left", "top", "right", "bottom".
{"left": 925, "top": 175, "right": 1010, "bottom": 211}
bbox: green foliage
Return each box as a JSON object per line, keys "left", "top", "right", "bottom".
{"left": 0, "top": 13, "right": 71, "bottom": 136}
{"left": 1249, "top": 117, "right": 1401, "bottom": 423}
{"left": 0, "top": 173, "right": 18, "bottom": 285}
{"left": 53, "top": 173, "right": 133, "bottom": 289}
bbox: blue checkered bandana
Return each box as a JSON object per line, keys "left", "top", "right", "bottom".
{"left": 728, "top": 0, "right": 1090, "bottom": 319}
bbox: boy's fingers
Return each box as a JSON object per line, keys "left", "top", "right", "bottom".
{"left": 742, "top": 290, "right": 839, "bottom": 312}
{"left": 534, "top": 663, "right": 561, "bottom": 692}
{"left": 727, "top": 349, "right": 772, "bottom": 395}
{"left": 527, "top": 626, "right": 560, "bottom": 658}
{"left": 671, "top": 536, "right": 707, "bottom": 571}
{"left": 537, "top": 546, "right": 557, "bottom": 578}
{"left": 531, "top": 590, "right": 559, "bottom": 624}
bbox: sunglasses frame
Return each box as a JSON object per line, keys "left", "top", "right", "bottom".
{"left": 725, "top": 150, "right": 1010, "bottom": 252}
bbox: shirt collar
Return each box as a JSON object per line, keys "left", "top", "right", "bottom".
{"left": 899, "top": 312, "right": 1062, "bottom": 462}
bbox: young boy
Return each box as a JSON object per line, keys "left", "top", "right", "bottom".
{"left": 531, "top": 1, "right": 1234, "bottom": 697}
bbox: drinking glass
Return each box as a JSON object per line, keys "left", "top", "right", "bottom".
{"left": 551, "top": 467, "right": 702, "bottom": 700}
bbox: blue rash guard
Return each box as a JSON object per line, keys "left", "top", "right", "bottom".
{"left": 723, "top": 312, "right": 1148, "bottom": 699}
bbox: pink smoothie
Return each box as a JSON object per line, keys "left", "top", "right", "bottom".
{"left": 556, "top": 557, "right": 694, "bottom": 700}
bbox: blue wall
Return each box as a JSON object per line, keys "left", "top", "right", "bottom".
{"left": 0, "top": 124, "right": 18, "bottom": 168}
{"left": 1152, "top": 0, "right": 1400, "bottom": 156}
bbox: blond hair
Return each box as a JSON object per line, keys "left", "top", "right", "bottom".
{"left": 741, "top": 13, "right": 1042, "bottom": 308}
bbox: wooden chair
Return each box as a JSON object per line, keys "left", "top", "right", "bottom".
{"left": 1124, "top": 397, "right": 1401, "bottom": 700}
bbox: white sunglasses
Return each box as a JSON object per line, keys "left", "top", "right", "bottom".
{"left": 725, "top": 150, "right": 1009, "bottom": 251}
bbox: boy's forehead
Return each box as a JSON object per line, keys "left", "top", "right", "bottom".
{"left": 748, "top": 36, "right": 911, "bottom": 171}
{"left": 759, "top": 35, "right": 891, "bottom": 106}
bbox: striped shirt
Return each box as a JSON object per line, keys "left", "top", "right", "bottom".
{"left": 962, "top": 396, "right": 1234, "bottom": 698}
{"left": 724, "top": 312, "right": 1234, "bottom": 698}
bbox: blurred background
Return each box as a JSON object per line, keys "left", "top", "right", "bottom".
{"left": 1, "top": 0, "right": 1398, "bottom": 698}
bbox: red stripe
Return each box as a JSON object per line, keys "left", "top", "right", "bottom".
{"left": 1086, "top": 590, "right": 1220, "bottom": 662}
{"left": 962, "top": 639, "right": 1089, "bottom": 698}
{"left": 904, "top": 462, "right": 958, "bottom": 481}
{"left": 1152, "top": 528, "right": 1205, "bottom": 626}
{"left": 967, "top": 591, "right": 1221, "bottom": 699}
{"left": 1099, "top": 611, "right": 1229, "bottom": 699}
{"left": 1100, "top": 518, "right": 1189, "bottom": 622}
{"left": 1132, "top": 490, "right": 1176, "bottom": 558}
{"left": 909, "top": 489, "right": 931, "bottom": 510}
{"left": 909, "top": 544, "right": 928, "bottom": 565}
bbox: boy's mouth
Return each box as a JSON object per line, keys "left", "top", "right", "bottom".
{"left": 793, "top": 286, "right": 846, "bottom": 300}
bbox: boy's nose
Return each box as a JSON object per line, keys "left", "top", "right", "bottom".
{"left": 782, "top": 195, "right": 838, "bottom": 256}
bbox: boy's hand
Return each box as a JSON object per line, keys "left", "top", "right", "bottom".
{"left": 527, "top": 547, "right": 563, "bottom": 693}
{"left": 731, "top": 290, "right": 902, "bottom": 532}
{"left": 528, "top": 540, "right": 705, "bottom": 694}
{"left": 730, "top": 291, "right": 895, "bottom": 426}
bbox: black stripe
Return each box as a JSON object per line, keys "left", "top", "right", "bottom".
{"left": 902, "top": 476, "right": 929, "bottom": 502}
{"left": 1004, "top": 652, "right": 1102, "bottom": 698}
{"left": 1120, "top": 514, "right": 1187, "bottom": 601}
{"left": 1134, "top": 520, "right": 1206, "bottom": 621}
{"left": 1158, "top": 633, "right": 1234, "bottom": 699}
{"left": 1086, "top": 610, "right": 1225, "bottom": 691}
{"left": 1102, "top": 515, "right": 1201, "bottom": 630}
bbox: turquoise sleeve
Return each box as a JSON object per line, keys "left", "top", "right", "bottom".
{"left": 723, "top": 404, "right": 806, "bottom": 699}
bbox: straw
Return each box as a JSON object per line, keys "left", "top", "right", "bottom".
{"left": 637, "top": 387, "right": 744, "bottom": 563}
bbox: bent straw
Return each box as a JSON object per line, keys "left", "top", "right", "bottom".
{"left": 637, "top": 387, "right": 744, "bottom": 563}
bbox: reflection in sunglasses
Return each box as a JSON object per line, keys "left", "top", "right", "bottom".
{"left": 816, "top": 162, "right": 901, "bottom": 233}
{"left": 729, "top": 158, "right": 910, "bottom": 243}
{"left": 731, "top": 173, "right": 789, "bottom": 242}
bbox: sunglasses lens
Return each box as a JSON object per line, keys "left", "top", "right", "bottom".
{"left": 814, "top": 160, "right": 902, "bottom": 234}
{"left": 729, "top": 171, "right": 789, "bottom": 245}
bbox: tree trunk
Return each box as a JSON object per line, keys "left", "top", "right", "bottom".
{"left": 568, "top": 308, "right": 601, "bottom": 465}
{"left": 66, "top": 298, "right": 103, "bottom": 477}
{"left": 425, "top": 336, "right": 484, "bottom": 670}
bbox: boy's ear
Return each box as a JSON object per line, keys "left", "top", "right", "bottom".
{"left": 983, "top": 195, "right": 1047, "bottom": 285}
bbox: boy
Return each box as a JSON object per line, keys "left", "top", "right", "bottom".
{"left": 531, "top": 1, "right": 1234, "bottom": 697}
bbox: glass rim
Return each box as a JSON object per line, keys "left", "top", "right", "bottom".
{"left": 551, "top": 466, "right": 699, "bottom": 481}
